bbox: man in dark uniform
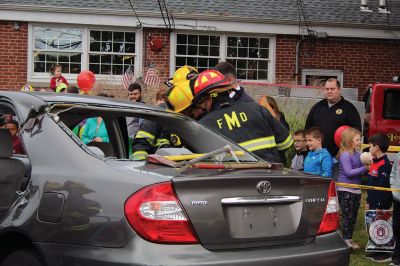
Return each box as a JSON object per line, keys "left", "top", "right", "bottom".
{"left": 305, "top": 78, "right": 361, "bottom": 157}
{"left": 193, "top": 70, "right": 293, "bottom": 163}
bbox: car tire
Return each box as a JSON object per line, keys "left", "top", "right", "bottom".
{"left": 1, "top": 249, "right": 44, "bottom": 266}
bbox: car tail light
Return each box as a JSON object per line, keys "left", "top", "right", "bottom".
{"left": 317, "top": 180, "right": 339, "bottom": 235}
{"left": 124, "top": 182, "right": 199, "bottom": 244}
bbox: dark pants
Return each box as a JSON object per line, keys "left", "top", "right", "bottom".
{"left": 338, "top": 190, "right": 361, "bottom": 240}
{"left": 393, "top": 199, "right": 400, "bottom": 260}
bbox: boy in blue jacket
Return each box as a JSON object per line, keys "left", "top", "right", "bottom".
{"left": 304, "top": 126, "right": 333, "bottom": 178}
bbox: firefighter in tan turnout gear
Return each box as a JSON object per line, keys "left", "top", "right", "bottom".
{"left": 193, "top": 70, "right": 293, "bottom": 163}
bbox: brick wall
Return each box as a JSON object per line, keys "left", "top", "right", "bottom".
{"left": 276, "top": 34, "right": 400, "bottom": 99}
{"left": 0, "top": 21, "right": 28, "bottom": 91}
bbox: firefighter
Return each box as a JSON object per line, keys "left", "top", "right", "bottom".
{"left": 131, "top": 66, "right": 198, "bottom": 160}
{"left": 192, "top": 70, "right": 293, "bottom": 163}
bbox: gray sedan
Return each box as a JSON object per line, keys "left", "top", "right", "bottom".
{"left": 0, "top": 91, "right": 349, "bottom": 265}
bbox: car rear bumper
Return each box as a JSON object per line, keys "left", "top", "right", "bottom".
{"left": 37, "top": 231, "right": 349, "bottom": 266}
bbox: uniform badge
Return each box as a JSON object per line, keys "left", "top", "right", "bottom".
{"left": 336, "top": 109, "right": 343, "bottom": 115}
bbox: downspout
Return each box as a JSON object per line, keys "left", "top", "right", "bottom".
{"left": 295, "top": 38, "right": 304, "bottom": 83}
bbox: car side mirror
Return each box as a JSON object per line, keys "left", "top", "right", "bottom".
{"left": 87, "top": 146, "right": 105, "bottom": 158}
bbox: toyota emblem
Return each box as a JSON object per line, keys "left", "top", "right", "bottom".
{"left": 257, "top": 181, "right": 272, "bottom": 194}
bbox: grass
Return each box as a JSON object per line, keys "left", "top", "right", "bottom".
{"left": 349, "top": 191, "right": 392, "bottom": 266}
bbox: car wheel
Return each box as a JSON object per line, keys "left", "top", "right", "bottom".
{"left": 1, "top": 249, "right": 44, "bottom": 266}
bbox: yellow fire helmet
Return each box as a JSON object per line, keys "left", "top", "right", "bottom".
{"left": 21, "top": 84, "right": 34, "bottom": 91}
{"left": 56, "top": 83, "right": 68, "bottom": 93}
{"left": 171, "top": 65, "right": 198, "bottom": 86}
{"left": 165, "top": 79, "right": 194, "bottom": 113}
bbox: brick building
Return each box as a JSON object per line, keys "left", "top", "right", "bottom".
{"left": 0, "top": 0, "right": 399, "bottom": 99}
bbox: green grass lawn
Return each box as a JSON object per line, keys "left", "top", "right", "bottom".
{"left": 349, "top": 191, "right": 392, "bottom": 266}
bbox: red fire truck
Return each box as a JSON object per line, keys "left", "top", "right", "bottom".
{"left": 363, "top": 81, "right": 400, "bottom": 147}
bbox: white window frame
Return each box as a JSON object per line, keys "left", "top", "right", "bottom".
{"left": 301, "top": 69, "right": 343, "bottom": 86}
{"left": 28, "top": 24, "right": 143, "bottom": 86}
{"left": 170, "top": 32, "right": 276, "bottom": 82}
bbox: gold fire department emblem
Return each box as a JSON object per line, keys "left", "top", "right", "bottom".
{"left": 336, "top": 109, "right": 343, "bottom": 115}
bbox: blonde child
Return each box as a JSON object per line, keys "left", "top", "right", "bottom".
{"left": 336, "top": 127, "right": 368, "bottom": 249}
{"left": 49, "top": 64, "right": 68, "bottom": 92}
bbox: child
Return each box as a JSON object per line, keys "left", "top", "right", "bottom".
{"left": 367, "top": 133, "right": 392, "bottom": 210}
{"left": 291, "top": 129, "right": 308, "bottom": 171}
{"left": 49, "top": 64, "right": 68, "bottom": 92}
{"left": 390, "top": 152, "right": 400, "bottom": 266}
{"left": 303, "top": 126, "right": 333, "bottom": 177}
{"left": 4, "top": 120, "right": 25, "bottom": 154}
{"left": 365, "top": 133, "right": 392, "bottom": 262}
{"left": 336, "top": 127, "right": 368, "bottom": 249}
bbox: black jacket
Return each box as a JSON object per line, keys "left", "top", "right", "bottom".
{"left": 200, "top": 99, "right": 293, "bottom": 163}
{"left": 367, "top": 154, "right": 392, "bottom": 210}
{"left": 305, "top": 97, "right": 361, "bottom": 157}
{"left": 131, "top": 103, "right": 171, "bottom": 160}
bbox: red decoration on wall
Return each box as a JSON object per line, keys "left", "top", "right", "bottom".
{"left": 150, "top": 37, "right": 163, "bottom": 51}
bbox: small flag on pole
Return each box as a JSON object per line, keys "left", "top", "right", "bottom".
{"left": 122, "top": 65, "right": 135, "bottom": 90}
{"left": 144, "top": 66, "right": 160, "bottom": 87}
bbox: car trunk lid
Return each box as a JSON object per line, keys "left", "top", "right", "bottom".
{"left": 173, "top": 169, "right": 331, "bottom": 250}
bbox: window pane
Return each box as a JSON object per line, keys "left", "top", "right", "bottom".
{"left": 199, "top": 35, "right": 209, "bottom": 45}
{"left": 114, "top": 32, "right": 124, "bottom": 42}
{"left": 101, "top": 64, "right": 111, "bottom": 74}
{"left": 90, "top": 42, "right": 100, "bottom": 52}
{"left": 188, "top": 45, "right": 197, "bottom": 55}
{"left": 209, "top": 58, "right": 219, "bottom": 68}
{"left": 60, "top": 63, "right": 69, "bottom": 73}
{"left": 113, "top": 64, "right": 123, "bottom": 75}
{"left": 249, "top": 38, "right": 259, "bottom": 48}
{"left": 237, "top": 60, "right": 246, "bottom": 69}
{"left": 101, "top": 54, "right": 111, "bottom": 64}
{"left": 238, "top": 37, "right": 248, "bottom": 47}
{"left": 125, "top": 32, "right": 135, "bottom": 43}
{"left": 125, "top": 43, "right": 135, "bottom": 53}
{"left": 89, "top": 64, "right": 99, "bottom": 74}
{"left": 34, "top": 53, "right": 46, "bottom": 61}
{"left": 91, "top": 31, "right": 101, "bottom": 42}
{"left": 90, "top": 54, "right": 100, "bottom": 63}
{"left": 176, "top": 57, "right": 186, "bottom": 67}
{"left": 188, "top": 35, "right": 198, "bottom": 45}
{"left": 177, "top": 45, "right": 187, "bottom": 55}
{"left": 187, "top": 57, "right": 197, "bottom": 66}
{"left": 59, "top": 55, "right": 69, "bottom": 62}
{"left": 228, "top": 37, "right": 237, "bottom": 47}
{"left": 259, "top": 48, "right": 269, "bottom": 59}
{"left": 34, "top": 62, "right": 45, "bottom": 72}
{"left": 199, "top": 46, "right": 209, "bottom": 56}
{"left": 177, "top": 34, "right": 187, "bottom": 44}
{"left": 258, "top": 60, "right": 268, "bottom": 70}
{"left": 210, "top": 36, "right": 220, "bottom": 46}
{"left": 102, "top": 31, "right": 112, "bottom": 42}
{"left": 238, "top": 48, "right": 248, "bottom": 57}
{"left": 227, "top": 47, "right": 237, "bottom": 57}
{"left": 237, "top": 68, "right": 247, "bottom": 79}
{"left": 260, "top": 38, "right": 269, "bottom": 48}
{"left": 113, "top": 55, "right": 123, "bottom": 64}
{"left": 101, "top": 42, "right": 112, "bottom": 52}
{"left": 210, "top": 46, "right": 219, "bottom": 56}
{"left": 46, "top": 54, "right": 57, "bottom": 62}
{"left": 113, "top": 43, "right": 124, "bottom": 53}
{"left": 70, "top": 53, "right": 81, "bottom": 63}
{"left": 258, "top": 70, "right": 268, "bottom": 79}
{"left": 198, "top": 58, "right": 208, "bottom": 68}
{"left": 249, "top": 48, "right": 258, "bottom": 58}
{"left": 70, "top": 64, "right": 81, "bottom": 73}
{"left": 35, "top": 39, "right": 46, "bottom": 49}
{"left": 383, "top": 89, "right": 400, "bottom": 120}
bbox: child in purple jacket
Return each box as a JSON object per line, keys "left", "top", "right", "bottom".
{"left": 336, "top": 127, "right": 368, "bottom": 250}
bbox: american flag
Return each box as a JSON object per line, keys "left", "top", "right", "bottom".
{"left": 122, "top": 65, "right": 135, "bottom": 90}
{"left": 144, "top": 66, "right": 160, "bottom": 87}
